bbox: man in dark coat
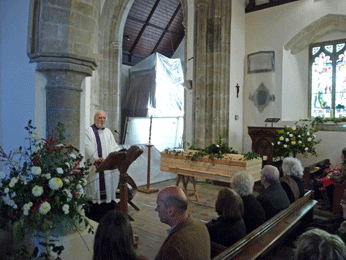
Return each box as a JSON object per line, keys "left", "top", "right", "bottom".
{"left": 257, "top": 165, "right": 290, "bottom": 220}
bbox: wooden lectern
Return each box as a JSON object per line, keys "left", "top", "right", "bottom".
{"left": 96, "top": 146, "right": 143, "bottom": 219}
{"left": 248, "top": 126, "right": 283, "bottom": 165}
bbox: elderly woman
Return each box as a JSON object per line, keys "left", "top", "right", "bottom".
{"left": 280, "top": 157, "right": 305, "bottom": 203}
{"left": 231, "top": 171, "right": 267, "bottom": 232}
{"left": 206, "top": 188, "right": 246, "bottom": 247}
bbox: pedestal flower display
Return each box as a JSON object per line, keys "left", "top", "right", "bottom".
{"left": 0, "top": 121, "right": 93, "bottom": 259}
{"left": 273, "top": 123, "right": 321, "bottom": 158}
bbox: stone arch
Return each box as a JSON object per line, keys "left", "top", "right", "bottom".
{"left": 95, "top": 0, "right": 189, "bottom": 137}
{"left": 285, "top": 14, "right": 346, "bottom": 55}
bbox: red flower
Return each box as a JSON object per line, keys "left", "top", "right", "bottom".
{"left": 32, "top": 155, "right": 39, "bottom": 165}
{"left": 71, "top": 191, "right": 77, "bottom": 198}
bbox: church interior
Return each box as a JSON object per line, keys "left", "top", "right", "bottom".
{"left": 1, "top": 0, "right": 346, "bottom": 259}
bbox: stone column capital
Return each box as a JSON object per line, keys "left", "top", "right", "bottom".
{"left": 29, "top": 52, "right": 97, "bottom": 76}
{"left": 196, "top": 0, "right": 210, "bottom": 9}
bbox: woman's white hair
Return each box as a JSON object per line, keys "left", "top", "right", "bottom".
{"left": 230, "top": 171, "right": 254, "bottom": 196}
{"left": 282, "top": 157, "right": 304, "bottom": 177}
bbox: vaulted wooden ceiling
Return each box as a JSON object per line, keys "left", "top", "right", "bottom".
{"left": 122, "top": 0, "right": 299, "bottom": 66}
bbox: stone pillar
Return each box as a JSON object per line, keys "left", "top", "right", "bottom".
{"left": 195, "top": 0, "right": 209, "bottom": 148}
{"left": 194, "top": 0, "right": 231, "bottom": 148}
{"left": 34, "top": 59, "right": 96, "bottom": 148}
{"left": 27, "top": 0, "right": 99, "bottom": 148}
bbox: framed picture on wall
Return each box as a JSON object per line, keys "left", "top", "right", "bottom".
{"left": 247, "top": 51, "right": 275, "bottom": 73}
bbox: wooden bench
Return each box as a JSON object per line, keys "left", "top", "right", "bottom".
{"left": 303, "top": 159, "right": 346, "bottom": 215}
{"left": 211, "top": 190, "right": 317, "bottom": 260}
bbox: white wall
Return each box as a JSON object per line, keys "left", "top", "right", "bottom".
{"left": 229, "top": 0, "right": 246, "bottom": 152}
{"left": 244, "top": 0, "right": 346, "bottom": 165}
{"left": 0, "top": 2, "right": 36, "bottom": 165}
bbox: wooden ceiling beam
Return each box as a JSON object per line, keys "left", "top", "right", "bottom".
{"left": 127, "top": 15, "right": 182, "bottom": 36}
{"left": 245, "top": 0, "right": 299, "bottom": 13}
{"left": 151, "top": 2, "right": 182, "bottom": 55}
{"left": 129, "top": 0, "right": 162, "bottom": 55}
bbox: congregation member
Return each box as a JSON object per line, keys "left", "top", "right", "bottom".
{"left": 280, "top": 157, "right": 305, "bottom": 203}
{"left": 206, "top": 188, "right": 246, "bottom": 247}
{"left": 257, "top": 165, "right": 290, "bottom": 219}
{"left": 294, "top": 228, "right": 346, "bottom": 260}
{"left": 93, "top": 210, "right": 148, "bottom": 260}
{"left": 155, "top": 186, "right": 211, "bottom": 260}
{"left": 85, "top": 110, "right": 121, "bottom": 221}
{"left": 231, "top": 171, "right": 266, "bottom": 232}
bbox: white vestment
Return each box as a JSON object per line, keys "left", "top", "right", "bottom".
{"left": 85, "top": 126, "right": 121, "bottom": 204}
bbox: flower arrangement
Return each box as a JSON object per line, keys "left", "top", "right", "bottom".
{"left": 273, "top": 123, "right": 321, "bottom": 158}
{"left": 165, "top": 137, "right": 260, "bottom": 161}
{"left": 0, "top": 121, "right": 93, "bottom": 259}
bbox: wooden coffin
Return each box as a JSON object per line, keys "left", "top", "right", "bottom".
{"left": 160, "top": 151, "right": 262, "bottom": 182}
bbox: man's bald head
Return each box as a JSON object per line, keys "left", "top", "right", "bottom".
{"left": 158, "top": 186, "right": 188, "bottom": 215}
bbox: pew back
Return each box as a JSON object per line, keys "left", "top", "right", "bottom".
{"left": 212, "top": 190, "right": 317, "bottom": 260}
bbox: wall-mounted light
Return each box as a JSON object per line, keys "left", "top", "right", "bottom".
{"left": 124, "top": 35, "right": 130, "bottom": 41}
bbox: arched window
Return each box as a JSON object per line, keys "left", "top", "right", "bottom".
{"left": 309, "top": 39, "right": 346, "bottom": 118}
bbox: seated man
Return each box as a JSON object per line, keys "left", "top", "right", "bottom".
{"left": 256, "top": 165, "right": 290, "bottom": 220}
{"left": 155, "top": 186, "right": 211, "bottom": 260}
{"left": 295, "top": 229, "right": 346, "bottom": 260}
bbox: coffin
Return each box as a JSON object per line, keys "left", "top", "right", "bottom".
{"left": 160, "top": 151, "right": 262, "bottom": 182}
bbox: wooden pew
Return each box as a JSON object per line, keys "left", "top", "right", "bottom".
{"left": 303, "top": 159, "right": 346, "bottom": 215}
{"left": 211, "top": 190, "right": 317, "bottom": 260}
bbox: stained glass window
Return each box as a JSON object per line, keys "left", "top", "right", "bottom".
{"left": 310, "top": 39, "right": 346, "bottom": 118}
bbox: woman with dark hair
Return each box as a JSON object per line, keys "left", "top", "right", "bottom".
{"left": 93, "top": 210, "right": 147, "bottom": 260}
{"left": 206, "top": 188, "right": 246, "bottom": 247}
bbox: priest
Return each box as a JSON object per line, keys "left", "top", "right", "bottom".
{"left": 85, "top": 110, "right": 121, "bottom": 220}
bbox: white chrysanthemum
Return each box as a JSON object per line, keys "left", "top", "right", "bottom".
{"left": 23, "top": 209, "right": 29, "bottom": 216}
{"left": 271, "top": 143, "right": 274, "bottom": 146}
{"left": 289, "top": 134, "right": 293, "bottom": 137}
{"left": 23, "top": 203, "right": 31, "bottom": 211}
{"left": 62, "top": 204, "right": 69, "bottom": 214}
{"left": 279, "top": 136, "right": 284, "bottom": 141}
{"left": 298, "top": 141, "right": 302, "bottom": 144}
{"left": 292, "top": 126, "right": 296, "bottom": 130}
{"left": 291, "top": 141, "right": 296, "bottom": 145}
{"left": 70, "top": 153, "right": 76, "bottom": 159}
{"left": 20, "top": 176, "right": 28, "bottom": 185}
{"left": 28, "top": 202, "right": 33, "bottom": 207}
{"left": 0, "top": 171, "right": 6, "bottom": 180}
{"left": 307, "top": 138, "right": 312, "bottom": 142}
{"left": 76, "top": 184, "right": 84, "bottom": 197}
{"left": 285, "top": 138, "right": 289, "bottom": 142}
{"left": 298, "top": 135, "right": 301, "bottom": 138}
{"left": 63, "top": 189, "right": 73, "bottom": 201}
{"left": 307, "top": 132, "right": 310, "bottom": 136}
{"left": 56, "top": 168, "right": 64, "bottom": 174}
{"left": 32, "top": 185, "right": 44, "bottom": 197}
{"left": 48, "top": 178, "right": 63, "bottom": 190}
{"left": 284, "top": 144, "right": 288, "bottom": 148}
{"left": 287, "top": 132, "right": 290, "bottom": 135}
{"left": 31, "top": 166, "right": 42, "bottom": 176}
{"left": 39, "top": 202, "right": 51, "bottom": 215}
{"left": 64, "top": 178, "right": 70, "bottom": 184}
{"left": 4, "top": 187, "right": 9, "bottom": 193}
{"left": 313, "top": 134, "right": 316, "bottom": 138}
{"left": 277, "top": 141, "right": 281, "bottom": 145}
{"left": 305, "top": 147, "right": 309, "bottom": 151}
{"left": 65, "top": 162, "right": 70, "bottom": 168}
{"left": 45, "top": 173, "right": 52, "bottom": 179}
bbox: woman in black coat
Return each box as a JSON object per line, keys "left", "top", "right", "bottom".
{"left": 231, "top": 171, "right": 267, "bottom": 232}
